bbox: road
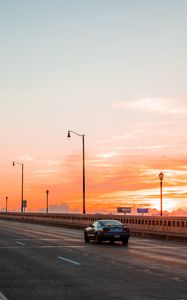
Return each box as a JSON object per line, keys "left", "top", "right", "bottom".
{"left": 0, "top": 219, "right": 186, "bottom": 300}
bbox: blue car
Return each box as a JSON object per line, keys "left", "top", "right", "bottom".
{"left": 84, "top": 219, "right": 130, "bottom": 245}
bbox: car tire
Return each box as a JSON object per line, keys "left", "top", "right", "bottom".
{"left": 122, "top": 238, "right": 128, "bottom": 245}
{"left": 95, "top": 233, "right": 101, "bottom": 244}
{"left": 84, "top": 232, "right": 89, "bottom": 243}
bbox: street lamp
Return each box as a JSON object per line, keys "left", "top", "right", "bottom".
{"left": 5, "top": 196, "right": 8, "bottom": 213}
{"left": 46, "top": 190, "right": 49, "bottom": 213}
{"left": 13, "top": 161, "right": 24, "bottom": 213}
{"left": 159, "top": 172, "right": 164, "bottom": 216}
{"left": 67, "top": 130, "right": 86, "bottom": 214}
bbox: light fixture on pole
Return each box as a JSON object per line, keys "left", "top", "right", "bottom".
{"left": 67, "top": 130, "right": 86, "bottom": 214}
{"left": 46, "top": 190, "right": 49, "bottom": 213}
{"left": 13, "top": 161, "right": 24, "bottom": 213}
{"left": 5, "top": 196, "right": 8, "bottom": 213}
{"left": 159, "top": 172, "right": 164, "bottom": 216}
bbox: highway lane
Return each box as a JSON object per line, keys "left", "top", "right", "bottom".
{"left": 0, "top": 219, "right": 186, "bottom": 300}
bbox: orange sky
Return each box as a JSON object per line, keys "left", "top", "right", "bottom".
{"left": 1, "top": 146, "right": 187, "bottom": 215}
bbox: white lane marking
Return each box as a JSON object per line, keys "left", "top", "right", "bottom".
{"left": 0, "top": 245, "right": 84, "bottom": 249}
{"left": 0, "top": 290, "right": 9, "bottom": 300}
{"left": 16, "top": 241, "right": 25, "bottom": 246}
{"left": 17, "top": 238, "right": 82, "bottom": 243}
{"left": 58, "top": 256, "right": 80, "bottom": 265}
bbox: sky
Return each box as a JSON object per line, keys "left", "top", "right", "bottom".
{"left": 0, "top": 0, "right": 187, "bottom": 215}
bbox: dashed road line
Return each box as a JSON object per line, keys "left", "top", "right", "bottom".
{"left": 0, "top": 245, "right": 84, "bottom": 249}
{"left": 16, "top": 241, "right": 25, "bottom": 246}
{"left": 0, "top": 290, "right": 9, "bottom": 300}
{"left": 58, "top": 256, "right": 80, "bottom": 265}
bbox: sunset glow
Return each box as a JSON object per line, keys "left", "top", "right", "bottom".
{"left": 0, "top": 1, "right": 187, "bottom": 215}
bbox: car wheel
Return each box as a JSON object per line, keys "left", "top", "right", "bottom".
{"left": 84, "top": 231, "right": 89, "bottom": 243}
{"left": 122, "top": 238, "right": 128, "bottom": 245}
{"left": 95, "top": 233, "right": 101, "bottom": 244}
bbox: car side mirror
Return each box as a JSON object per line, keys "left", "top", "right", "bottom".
{"left": 90, "top": 224, "right": 93, "bottom": 228}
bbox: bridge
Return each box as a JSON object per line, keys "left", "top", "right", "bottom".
{"left": 0, "top": 217, "right": 186, "bottom": 300}
{"left": 0, "top": 212, "right": 186, "bottom": 242}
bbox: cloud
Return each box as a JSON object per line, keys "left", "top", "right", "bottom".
{"left": 33, "top": 169, "right": 59, "bottom": 174}
{"left": 113, "top": 98, "right": 187, "bottom": 114}
{"left": 38, "top": 203, "right": 81, "bottom": 213}
{"left": 96, "top": 151, "right": 120, "bottom": 158}
{"left": 17, "top": 155, "right": 34, "bottom": 161}
{"left": 36, "top": 159, "right": 63, "bottom": 166}
{"left": 113, "top": 145, "right": 169, "bottom": 151}
{"left": 38, "top": 203, "right": 69, "bottom": 213}
{"left": 45, "top": 160, "right": 63, "bottom": 166}
{"left": 170, "top": 209, "right": 187, "bottom": 216}
{"left": 32, "top": 169, "right": 59, "bottom": 178}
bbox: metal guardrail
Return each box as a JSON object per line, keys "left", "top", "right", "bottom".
{"left": 0, "top": 212, "right": 186, "bottom": 242}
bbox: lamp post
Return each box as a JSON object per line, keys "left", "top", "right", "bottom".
{"left": 13, "top": 161, "right": 24, "bottom": 213}
{"left": 5, "top": 196, "right": 8, "bottom": 213}
{"left": 67, "top": 130, "right": 86, "bottom": 214}
{"left": 159, "top": 172, "right": 164, "bottom": 216}
{"left": 46, "top": 190, "right": 49, "bottom": 213}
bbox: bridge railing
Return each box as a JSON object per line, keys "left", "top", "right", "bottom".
{"left": 0, "top": 212, "right": 186, "bottom": 240}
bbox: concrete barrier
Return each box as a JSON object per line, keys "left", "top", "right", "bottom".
{"left": 0, "top": 212, "right": 186, "bottom": 242}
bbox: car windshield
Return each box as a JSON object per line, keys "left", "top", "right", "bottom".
{"left": 100, "top": 220, "right": 122, "bottom": 226}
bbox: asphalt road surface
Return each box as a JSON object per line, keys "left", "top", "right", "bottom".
{"left": 0, "top": 219, "right": 186, "bottom": 300}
